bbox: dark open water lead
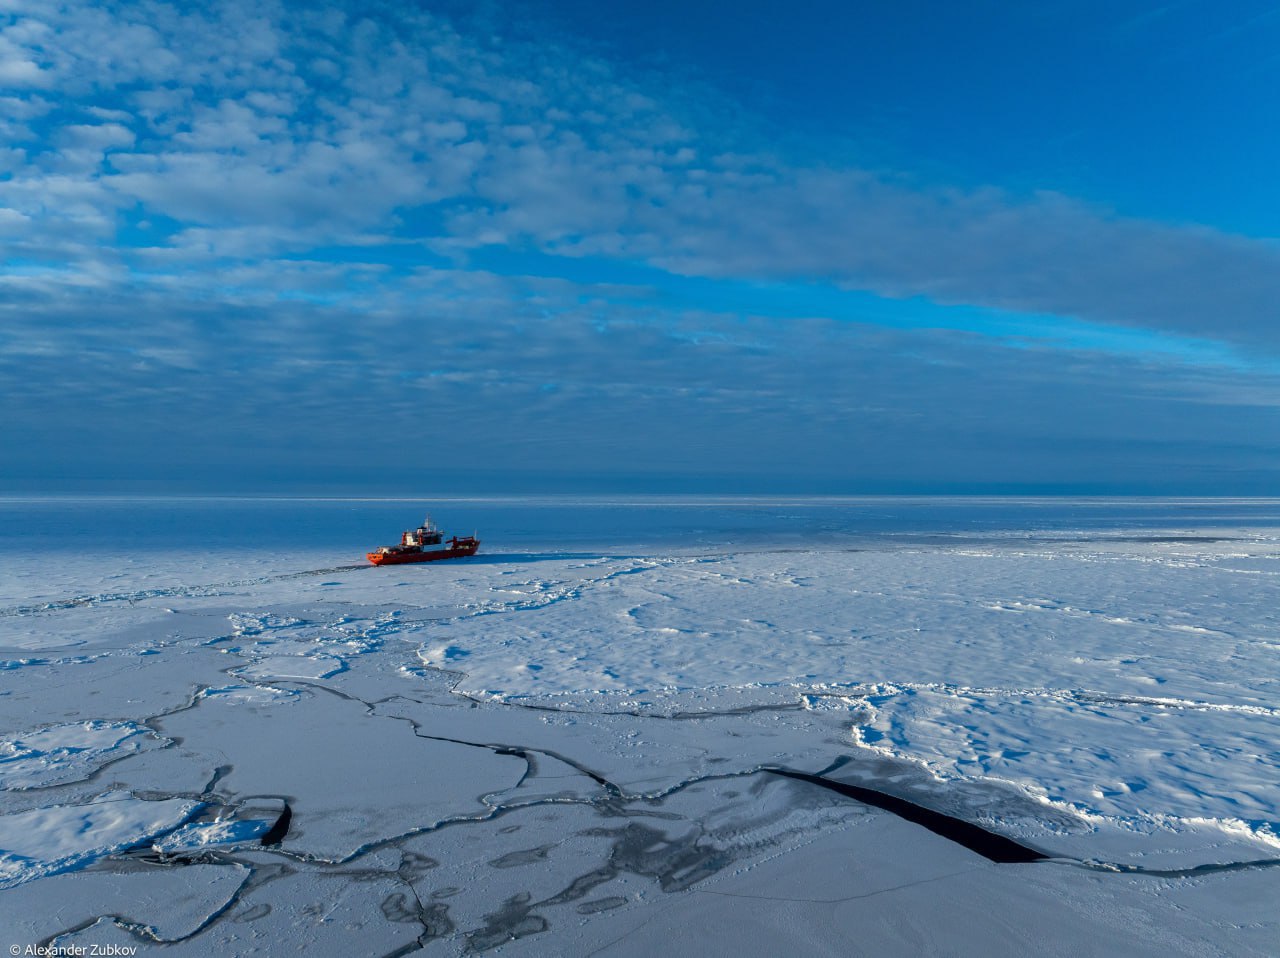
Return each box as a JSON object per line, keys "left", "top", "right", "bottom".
{"left": 767, "top": 767, "right": 1049, "bottom": 864}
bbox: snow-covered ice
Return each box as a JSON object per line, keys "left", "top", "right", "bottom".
{"left": 1, "top": 721, "right": 165, "bottom": 790}
{"left": 0, "top": 791, "right": 201, "bottom": 888}
{"left": 0, "top": 496, "right": 1277, "bottom": 954}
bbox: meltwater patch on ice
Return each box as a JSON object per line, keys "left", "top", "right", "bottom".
{"left": 0, "top": 720, "right": 165, "bottom": 790}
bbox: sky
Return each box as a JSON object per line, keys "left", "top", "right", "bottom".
{"left": 2, "top": 0, "right": 1279, "bottom": 494}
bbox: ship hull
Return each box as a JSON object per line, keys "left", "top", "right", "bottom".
{"left": 366, "top": 541, "right": 480, "bottom": 565}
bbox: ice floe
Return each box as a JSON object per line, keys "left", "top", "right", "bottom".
{"left": 0, "top": 791, "right": 201, "bottom": 888}
{"left": 0, "top": 721, "right": 166, "bottom": 790}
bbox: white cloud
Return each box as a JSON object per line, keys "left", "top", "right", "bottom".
{"left": 3, "top": 273, "right": 1278, "bottom": 491}
{"left": 56, "top": 122, "right": 135, "bottom": 149}
{"left": 0, "top": 56, "right": 45, "bottom": 85}
{"left": 0, "top": 0, "right": 1276, "bottom": 356}
{"left": 0, "top": 206, "right": 29, "bottom": 235}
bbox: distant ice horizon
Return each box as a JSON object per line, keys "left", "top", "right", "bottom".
{"left": 4, "top": 494, "right": 1279, "bottom": 563}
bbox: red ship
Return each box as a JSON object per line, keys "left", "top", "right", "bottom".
{"left": 366, "top": 516, "right": 480, "bottom": 565}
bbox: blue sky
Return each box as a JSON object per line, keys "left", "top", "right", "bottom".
{"left": 2, "top": 0, "right": 1278, "bottom": 493}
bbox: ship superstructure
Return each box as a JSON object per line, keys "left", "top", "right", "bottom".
{"left": 366, "top": 516, "right": 480, "bottom": 565}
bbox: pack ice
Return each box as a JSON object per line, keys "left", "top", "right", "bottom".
{"left": 1, "top": 504, "right": 1277, "bottom": 955}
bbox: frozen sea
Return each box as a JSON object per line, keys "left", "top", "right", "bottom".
{"left": 1, "top": 496, "right": 1278, "bottom": 955}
